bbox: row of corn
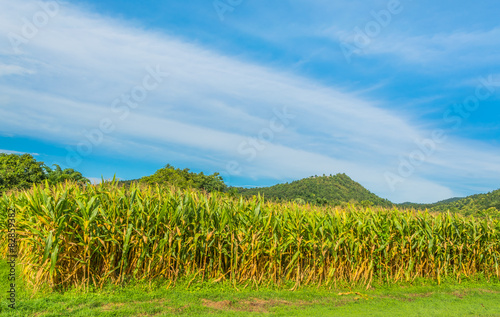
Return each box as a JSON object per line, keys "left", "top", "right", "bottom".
{"left": 0, "top": 181, "right": 499, "bottom": 290}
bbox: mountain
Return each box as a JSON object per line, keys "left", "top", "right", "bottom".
{"left": 236, "top": 173, "right": 393, "bottom": 207}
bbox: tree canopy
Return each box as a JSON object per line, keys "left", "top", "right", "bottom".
{"left": 44, "top": 164, "right": 88, "bottom": 185}
{"left": 139, "top": 164, "right": 227, "bottom": 193}
{"left": 0, "top": 153, "right": 46, "bottom": 192}
{"left": 0, "top": 153, "right": 88, "bottom": 193}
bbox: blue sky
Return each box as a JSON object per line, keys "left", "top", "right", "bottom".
{"left": 1, "top": 0, "right": 499, "bottom": 203}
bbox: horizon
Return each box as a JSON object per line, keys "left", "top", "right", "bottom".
{"left": 1, "top": 0, "right": 500, "bottom": 203}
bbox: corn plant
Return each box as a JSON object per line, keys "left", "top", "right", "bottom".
{"left": 0, "top": 181, "right": 499, "bottom": 291}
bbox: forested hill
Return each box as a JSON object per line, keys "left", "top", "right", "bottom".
{"left": 402, "top": 189, "right": 500, "bottom": 217}
{"left": 237, "top": 173, "right": 393, "bottom": 207}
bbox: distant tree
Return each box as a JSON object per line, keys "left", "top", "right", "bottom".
{"left": 227, "top": 187, "right": 239, "bottom": 197}
{"left": 0, "top": 153, "right": 46, "bottom": 192}
{"left": 0, "top": 154, "right": 89, "bottom": 193}
{"left": 294, "top": 197, "right": 306, "bottom": 204}
{"left": 360, "top": 200, "right": 374, "bottom": 208}
{"left": 315, "top": 197, "right": 328, "bottom": 206}
{"left": 44, "top": 164, "right": 89, "bottom": 185}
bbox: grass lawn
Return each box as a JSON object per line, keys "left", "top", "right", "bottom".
{"left": 1, "top": 261, "right": 499, "bottom": 316}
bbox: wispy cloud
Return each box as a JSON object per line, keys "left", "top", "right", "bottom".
{"left": 355, "top": 28, "right": 500, "bottom": 66}
{"left": 0, "top": 0, "right": 499, "bottom": 203}
{"left": 0, "top": 149, "right": 39, "bottom": 155}
{"left": 0, "top": 64, "right": 35, "bottom": 77}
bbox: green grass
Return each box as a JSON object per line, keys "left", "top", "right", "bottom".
{"left": 1, "top": 261, "right": 500, "bottom": 316}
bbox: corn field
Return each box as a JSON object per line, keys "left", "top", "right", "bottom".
{"left": 1, "top": 182, "right": 499, "bottom": 291}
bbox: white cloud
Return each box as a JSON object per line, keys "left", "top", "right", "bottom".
{"left": 0, "top": 149, "right": 39, "bottom": 155}
{"left": 0, "top": 0, "right": 499, "bottom": 203}
{"left": 0, "top": 64, "right": 35, "bottom": 77}
{"left": 330, "top": 24, "right": 500, "bottom": 67}
{"left": 365, "top": 28, "right": 500, "bottom": 64}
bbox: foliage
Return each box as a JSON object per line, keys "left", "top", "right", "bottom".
{"left": 1, "top": 182, "right": 499, "bottom": 292}
{"left": 237, "top": 174, "right": 393, "bottom": 207}
{"left": 0, "top": 154, "right": 88, "bottom": 193}
{"left": 139, "top": 164, "right": 227, "bottom": 192}
{"left": 44, "top": 164, "right": 89, "bottom": 186}
{"left": 0, "top": 153, "right": 46, "bottom": 192}
{"left": 402, "top": 189, "right": 500, "bottom": 219}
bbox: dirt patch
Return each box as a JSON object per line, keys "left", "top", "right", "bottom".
{"left": 476, "top": 288, "right": 500, "bottom": 294}
{"left": 451, "top": 288, "right": 500, "bottom": 299}
{"left": 404, "top": 292, "right": 433, "bottom": 302}
{"left": 238, "top": 298, "right": 292, "bottom": 313}
{"left": 452, "top": 290, "right": 467, "bottom": 299}
{"left": 202, "top": 299, "right": 234, "bottom": 310}
{"left": 202, "top": 297, "right": 303, "bottom": 313}
{"left": 100, "top": 299, "right": 174, "bottom": 314}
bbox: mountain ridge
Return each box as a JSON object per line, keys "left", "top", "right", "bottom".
{"left": 237, "top": 173, "right": 393, "bottom": 207}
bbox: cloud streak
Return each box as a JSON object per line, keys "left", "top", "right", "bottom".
{"left": 0, "top": 149, "right": 39, "bottom": 156}
{"left": 0, "top": 0, "right": 499, "bottom": 203}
